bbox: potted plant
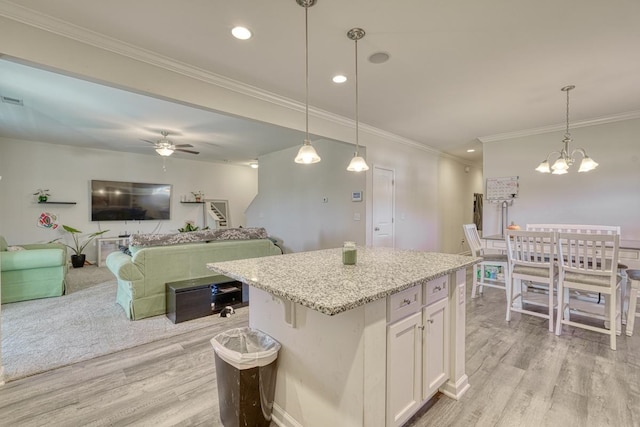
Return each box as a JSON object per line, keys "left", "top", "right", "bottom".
{"left": 191, "top": 191, "right": 204, "bottom": 202}
{"left": 61, "top": 225, "right": 109, "bottom": 268}
{"left": 178, "top": 220, "right": 199, "bottom": 232}
{"left": 178, "top": 220, "right": 209, "bottom": 232}
{"left": 33, "top": 188, "right": 51, "bottom": 203}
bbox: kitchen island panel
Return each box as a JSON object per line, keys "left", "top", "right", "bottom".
{"left": 249, "top": 287, "right": 385, "bottom": 427}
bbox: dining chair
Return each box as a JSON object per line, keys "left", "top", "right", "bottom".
{"left": 462, "top": 224, "right": 508, "bottom": 299}
{"left": 625, "top": 269, "right": 640, "bottom": 336}
{"left": 555, "top": 232, "right": 621, "bottom": 350}
{"left": 505, "top": 230, "right": 557, "bottom": 332}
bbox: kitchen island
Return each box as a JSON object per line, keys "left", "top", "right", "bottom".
{"left": 208, "top": 247, "right": 478, "bottom": 427}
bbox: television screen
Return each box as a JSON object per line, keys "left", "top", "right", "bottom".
{"left": 91, "top": 180, "right": 171, "bottom": 221}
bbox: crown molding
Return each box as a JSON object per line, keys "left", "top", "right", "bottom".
{"left": 0, "top": 1, "right": 461, "bottom": 161}
{"left": 478, "top": 110, "right": 640, "bottom": 143}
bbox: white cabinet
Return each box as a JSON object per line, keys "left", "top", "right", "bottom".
{"left": 386, "top": 311, "right": 422, "bottom": 427}
{"left": 422, "top": 298, "right": 450, "bottom": 400}
{"left": 386, "top": 278, "right": 450, "bottom": 427}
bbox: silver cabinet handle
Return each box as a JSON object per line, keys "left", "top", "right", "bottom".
{"left": 418, "top": 325, "right": 425, "bottom": 330}
{"left": 401, "top": 298, "right": 412, "bottom": 306}
{"left": 427, "top": 319, "right": 434, "bottom": 324}
{"left": 375, "top": 227, "right": 380, "bottom": 231}
{"left": 433, "top": 285, "right": 442, "bottom": 292}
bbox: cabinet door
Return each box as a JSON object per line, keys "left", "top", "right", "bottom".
{"left": 387, "top": 311, "right": 422, "bottom": 427}
{"left": 422, "top": 298, "right": 450, "bottom": 400}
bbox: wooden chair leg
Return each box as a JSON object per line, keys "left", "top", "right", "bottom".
{"left": 555, "top": 281, "right": 564, "bottom": 336}
{"left": 610, "top": 289, "right": 617, "bottom": 351}
{"left": 506, "top": 274, "right": 513, "bottom": 322}
{"left": 627, "top": 284, "right": 638, "bottom": 336}
{"left": 548, "top": 280, "right": 554, "bottom": 333}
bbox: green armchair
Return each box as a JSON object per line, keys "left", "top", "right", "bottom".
{"left": 0, "top": 236, "right": 68, "bottom": 303}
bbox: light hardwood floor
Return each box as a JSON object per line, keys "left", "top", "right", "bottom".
{"left": 1, "top": 269, "right": 638, "bottom": 427}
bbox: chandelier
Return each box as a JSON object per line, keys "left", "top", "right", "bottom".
{"left": 535, "top": 85, "right": 598, "bottom": 175}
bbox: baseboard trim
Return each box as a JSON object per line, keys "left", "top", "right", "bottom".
{"left": 271, "top": 403, "right": 303, "bottom": 427}
{"left": 440, "top": 374, "right": 470, "bottom": 400}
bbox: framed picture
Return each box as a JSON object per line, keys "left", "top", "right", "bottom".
{"left": 352, "top": 191, "right": 363, "bottom": 202}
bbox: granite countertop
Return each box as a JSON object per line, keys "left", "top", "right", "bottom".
{"left": 207, "top": 247, "right": 479, "bottom": 316}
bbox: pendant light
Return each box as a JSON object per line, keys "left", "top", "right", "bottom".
{"left": 535, "top": 85, "right": 598, "bottom": 174}
{"left": 346, "top": 28, "right": 369, "bottom": 172}
{"left": 294, "top": 0, "right": 321, "bottom": 164}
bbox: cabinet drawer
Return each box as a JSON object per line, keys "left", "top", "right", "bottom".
{"left": 388, "top": 285, "right": 422, "bottom": 323}
{"left": 424, "top": 276, "right": 448, "bottom": 306}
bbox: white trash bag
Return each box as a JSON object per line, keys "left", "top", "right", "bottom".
{"left": 211, "top": 327, "right": 281, "bottom": 370}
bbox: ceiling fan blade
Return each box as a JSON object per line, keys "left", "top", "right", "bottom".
{"left": 176, "top": 149, "right": 199, "bottom": 155}
{"left": 141, "top": 139, "right": 158, "bottom": 145}
{"left": 174, "top": 143, "right": 194, "bottom": 148}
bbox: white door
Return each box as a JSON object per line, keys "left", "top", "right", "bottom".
{"left": 422, "top": 298, "right": 450, "bottom": 400}
{"left": 387, "top": 311, "right": 422, "bottom": 427}
{"left": 373, "top": 166, "right": 394, "bottom": 247}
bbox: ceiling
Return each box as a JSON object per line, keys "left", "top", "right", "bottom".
{"left": 1, "top": 0, "right": 640, "bottom": 167}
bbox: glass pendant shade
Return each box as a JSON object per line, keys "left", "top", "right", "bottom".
{"left": 347, "top": 154, "right": 370, "bottom": 172}
{"left": 535, "top": 160, "right": 551, "bottom": 173}
{"left": 552, "top": 157, "right": 569, "bottom": 172}
{"left": 155, "top": 147, "right": 174, "bottom": 156}
{"left": 578, "top": 156, "right": 598, "bottom": 172}
{"left": 552, "top": 167, "right": 568, "bottom": 175}
{"left": 295, "top": 140, "right": 321, "bottom": 164}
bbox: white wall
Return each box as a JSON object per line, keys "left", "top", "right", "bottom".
{"left": 483, "top": 118, "right": 640, "bottom": 240}
{"left": 246, "top": 139, "right": 366, "bottom": 253}
{"left": 438, "top": 158, "right": 484, "bottom": 254}
{"left": 0, "top": 137, "right": 258, "bottom": 262}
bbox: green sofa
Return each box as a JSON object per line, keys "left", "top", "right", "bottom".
{"left": 106, "top": 228, "right": 282, "bottom": 320}
{"left": 0, "top": 236, "right": 68, "bottom": 304}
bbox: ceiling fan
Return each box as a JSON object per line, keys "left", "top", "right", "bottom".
{"left": 142, "top": 131, "right": 199, "bottom": 156}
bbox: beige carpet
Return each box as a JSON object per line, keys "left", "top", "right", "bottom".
{"left": 1, "top": 266, "right": 248, "bottom": 381}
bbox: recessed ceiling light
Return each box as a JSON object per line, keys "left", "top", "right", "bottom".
{"left": 368, "top": 52, "right": 390, "bottom": 64}
{"left": 332, "top": 75, "right": 347, "bottom": 83}
{"left": 231, "top": 26, "right": 252, "bottom": 40}
{"left": 466, "top": 149, "right": 475, "bottom": 153}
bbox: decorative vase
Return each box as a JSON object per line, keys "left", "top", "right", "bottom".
{"left": 38, "top": 195, "right": 48, "bottom": 203}
{"left": 71, "top": 254, "right": 86, "bottom": 268}
{"left": 195, "top": 196, "right": 202, "bottom": 202}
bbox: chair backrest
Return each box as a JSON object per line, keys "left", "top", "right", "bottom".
{"left": 506, "top": 230, "right": 556, "bottom": 273}
{"left": 463, "top": 224, "right": 483, "bottom": 257}
{"left": 556, "top": 232, "right": 620, "bottom": 282}
{"left": 526, "top": 224, "right": 620, "bottom": 235}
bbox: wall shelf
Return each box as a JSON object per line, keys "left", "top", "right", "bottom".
{"left": 180, "top": 201, "right": 204, "bottom": 204}
{"left": 38, "top": 201, "right": 76, "bottom": 205}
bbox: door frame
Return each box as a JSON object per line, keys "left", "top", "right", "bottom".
{"left": 371, "top": 164, "right": 395, "bottom": 248}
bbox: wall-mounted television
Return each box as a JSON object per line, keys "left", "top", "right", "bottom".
{"left": 91, "top": 180, "right": 172, "bottom": 221}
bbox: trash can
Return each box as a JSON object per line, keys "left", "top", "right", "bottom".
{"left": 211, "top": 327, "right": 281, "bottom": 427}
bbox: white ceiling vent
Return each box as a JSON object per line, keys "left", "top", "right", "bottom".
{"left": 1, "top": 95, "right": 24, "bottom": 106}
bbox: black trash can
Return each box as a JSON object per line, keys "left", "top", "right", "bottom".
{"left": 211, "top": 327, "right": 281, "bottom": 427}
